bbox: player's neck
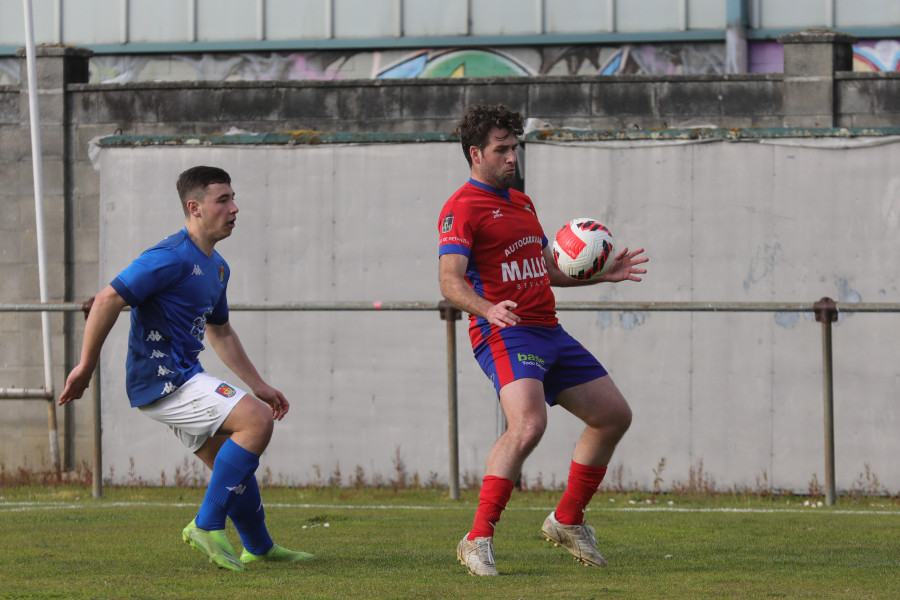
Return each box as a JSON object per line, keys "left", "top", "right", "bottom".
{"left": 185, "top": 222, "right": 216, "bottom": 257}
{"left": 469, "top": 175, "right": 510, "bottom": 193}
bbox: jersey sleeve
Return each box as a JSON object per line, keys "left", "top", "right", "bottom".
{"left": 438, "top": 199, "right": 474, "bottom": 259}
{"left": 110, "top": 247, "right": 185, "bottom": 307}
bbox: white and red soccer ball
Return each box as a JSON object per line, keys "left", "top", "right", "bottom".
{"left": 552, "top": 218, "right": 616, "bottom": 280}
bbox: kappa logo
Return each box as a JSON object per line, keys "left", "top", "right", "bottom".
{"left": 215, "top": 383, "right": 236, "bottom": 398}
{"left": 161, "top": 382, "right": 177, "bottom": 395}
{"left": 156, "top": 365, "right": 174, "bottom": 377}
{"left": 150, "top": 349, "right": 168, "bottom": 359}
{"left": 192, "top": 264, "right": 203, "bottom": 276}
{"left": 227, "top": 484, "right": 247, "bottom": 495}
{"left": 146, "top": 330, "right": 163, "bottom": 342}
{"left": 492, "top": 209, "right": 503, "bottom": 219}
{"left": 441, "top": 212, "right": 454, "bottom": 233}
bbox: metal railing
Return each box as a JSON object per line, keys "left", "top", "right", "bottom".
{"left": 3, "top": 298, "right": 899, "bottom": 504}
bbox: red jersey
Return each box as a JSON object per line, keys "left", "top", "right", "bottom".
{"left": 439, "top": 179, "right": 558, "bottom": 347}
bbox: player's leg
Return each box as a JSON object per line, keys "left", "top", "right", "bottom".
{"left": 175, "top": 391, "right": 272, "bottom": 570}
{"left": 191, "top": 431, "right": 314, "bottom": 564}
{"left": 542, "top": 375, "right": 632, "bottom": 567}
{"left": 181, "top": 435, "right": 243, "bottom": 570}
{"left": 192, "top": 395, "right": 273, "bottom": 531}
{"left": 193, "top": 395, "right": 313, "bottom": 563}
{"left": 459, "top": 378, "right": 547, "bottom": 576}
{"left": 182, "top": 406, "right": 264, "bottom": 571}
{"left": 557, "top": 374, "right": 632, "bottom": 469}
{"left": 475, "top": 378, "right": 548, "bottom": 535}
{"left": 138, "top": 375, "right": 251, "bottom": 570}
{"left": 487, "top": 378, "right": 549, "bottom": 480}
{"left": 230, "top": 474, "right": 315, "bottom": 564}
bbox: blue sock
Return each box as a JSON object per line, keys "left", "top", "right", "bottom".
{"left": 195, "top": 439, "right": 259, "bottom": 531}
{"left": 227, "top": 475, "right": 274, "bottom": 555}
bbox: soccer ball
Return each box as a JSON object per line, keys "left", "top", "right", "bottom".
{"left": 552, "top": 218, "right": 616, "bottom": 280}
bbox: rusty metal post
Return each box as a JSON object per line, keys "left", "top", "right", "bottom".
{"left": 439, "top": 300, "right": 462, "bottom": 500}
{"left": 814, "top": 297, "right": 838, "bottom": 506}
{"left": 46, "top": 396, "right": 61, "bottom": 480}
{"left": 82, "top": 298, "right": 103, "bottom": 499}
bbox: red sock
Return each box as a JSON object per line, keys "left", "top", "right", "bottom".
{"left": 468, "top": 475, "right": 515, "bottom": 539}
{"left": 555, "top": 461, "right": 607, "bottom": 525}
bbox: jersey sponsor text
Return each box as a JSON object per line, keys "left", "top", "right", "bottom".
{"left": 501, "top": 256, "right": 549, "bottom": 282}
{"left": 504, "top": 235, "right": 542, "bottom": 257}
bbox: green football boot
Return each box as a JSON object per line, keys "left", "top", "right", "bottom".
{"left": 240, "top": 544, "right": 315, "bottom": 564}
{"left": 182, "top": 519, "right": 245, "bottom": 571}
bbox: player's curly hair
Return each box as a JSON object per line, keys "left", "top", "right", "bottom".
{"left": 176, "top": 166, "right": 232, "bottom": 215}
{"left": 456, "top": 104, "right": 524, "bottom": 166}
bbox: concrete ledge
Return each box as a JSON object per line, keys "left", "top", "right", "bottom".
{"left": 92, "top": 126, "right": 900, "bottom": 148}
{"left": 777, "top": 30, "right": 858, "bottom": 45}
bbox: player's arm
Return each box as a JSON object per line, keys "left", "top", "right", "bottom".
{"left": 439, "top": 253, "right": 520, "bottom": 328}
{"left": 545, "top": 245, "right": 649, "bottom": 287}
{"left": 205, "top": 321, "right": 289, "bottom": 420}
{"left": 59, "top": 285, "right": 128, "bottom": 405}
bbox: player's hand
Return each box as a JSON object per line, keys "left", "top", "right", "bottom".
{"left": 600, "top": 247, "right": 648, "bottom": 283}
{"left": 255, "top": 383, "right": 290, "bottom": 420}
{"left": 59, "top": 364, "right": 93, "bottom": 405}
{"left": 486, "top": 300, "right": 520, "bottom": 328}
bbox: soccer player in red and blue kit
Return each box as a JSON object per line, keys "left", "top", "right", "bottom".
{"left": 439, "top": 104, "right": 648, "bottom": 576}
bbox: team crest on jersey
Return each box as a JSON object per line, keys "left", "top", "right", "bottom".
{"left": 219, "top": 265, "right": 225, "bottom": 282}
{"left": 215, "top": 383, "right": 236, "bottom": 398}
{"left": 441, "top": 212, "right": 454, "bottom": 233}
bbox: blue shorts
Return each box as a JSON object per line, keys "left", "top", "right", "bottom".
{"left": 473, "top": 324, "right": 607, "bottom": 406}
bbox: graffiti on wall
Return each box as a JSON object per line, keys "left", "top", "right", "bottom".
{"left": 854, "top": 40, "right": 900, "bottom": 71}
{"left": 375, "top": 48, "right": 534, "bottom": 78}
{"left": 81, "top": 43, "right": 729, "bottom": 84}
{"left": 748, "top": 39, "right": 900, "bottom": 73}
{"left": 2, "top": 39, "right": 898, "bottom": 85}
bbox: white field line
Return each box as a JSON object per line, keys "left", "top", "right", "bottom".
{"left": 1, "top": 501, "right": 899, "bottom": 516}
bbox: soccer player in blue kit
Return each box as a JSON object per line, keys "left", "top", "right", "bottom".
{"left": 439, "top": 105, "right": 648, "bottom": 575}
{"left": 59, "top": 166, "right": 312, "bottom": 571}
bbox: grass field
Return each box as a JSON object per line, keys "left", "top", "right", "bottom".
{"left": 1, "top": 486, "right": 899, "bottom": 600}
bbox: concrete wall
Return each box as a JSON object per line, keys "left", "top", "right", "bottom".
{"left": 2, "top": 31, "right": 900, "bottom": 491}
{"left": 526, "top": 137, "right": 900, "bottom": 493}
{"left": 91, "top": 135, "right": 900, "bottom": 493}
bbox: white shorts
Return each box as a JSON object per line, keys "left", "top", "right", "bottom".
{"left": 138, "top": 372, "right": 247, "bottom": 452}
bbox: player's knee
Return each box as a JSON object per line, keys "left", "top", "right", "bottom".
{"left": 242, "top": 397, "right": 275, "bottom": 435}
{"left": 615, "top": 402, "right": 633, "bottom": 435}
{"left": 585, "top": 399, "right": 631, "bottom": 437}
{"left": 510, "top": 419, "right": 546, "bottom": 453}
{"left": 603, "top": 400, "right": 632, "bottom": 440}
{"left": 253, "top": 408, "right": 275, "bottom": 438}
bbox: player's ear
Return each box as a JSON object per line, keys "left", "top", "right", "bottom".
{"left": 187, "top": 198, "right": 202, "bottom": 217}
{"left": 469, "top": 145, "right": 481, "bottom": 164}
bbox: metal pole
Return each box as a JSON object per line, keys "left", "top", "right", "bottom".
{"left": 82, "top": 298, "right": 103, "bottom": 499}
{"left": 91, "top": 366, "right": 102, "bottom": 498}
{"left": 22, "top": 0, "right": 59, "bottom": 476}
{"left": 814, "top": 297, "right": 838, "bottom": 506}
{"left": 439, "top": 300, "right": 462, "bottom": 500}
{"left": 4, "top": 299, "right": 900, "bottom": 314}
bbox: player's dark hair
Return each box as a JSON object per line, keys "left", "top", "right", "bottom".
{"left": 176, "top": 166, "right": 232, "bottom": 215}
{"left": 456, "top": 104, "right": 524, "bottom": 166}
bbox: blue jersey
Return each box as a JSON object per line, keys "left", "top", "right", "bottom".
{"left": 110, "top": 228, "right": 230, "bottom": 407}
